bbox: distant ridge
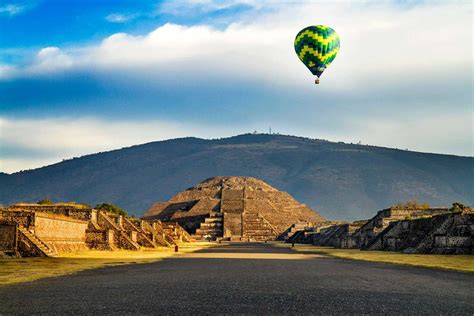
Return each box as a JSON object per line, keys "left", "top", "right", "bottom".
{"left": 0, "top": 133, "right": 472, "bottom": 220}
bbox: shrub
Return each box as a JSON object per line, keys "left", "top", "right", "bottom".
{"left": 37, "top": 198, "right": 52, "bottom": 205}
{"left": 449, "top": 202, "right": 470, "bottom": 212}
{"left": 95, "top": 203, "right": 128, "bottom": 217}
{"left": 392, "top": 200, "right": 430, "bottom": 209}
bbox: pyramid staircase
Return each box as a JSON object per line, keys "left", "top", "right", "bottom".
{"left": 141, "top": 220, "right": 174, "bottom": 247}
{"left": 243, "top": 212, "right": 278, "bottom": 241}
{"left": 281, "top": 223, "right": 312, "bottom": 241}
{"left": 193, "top": 211, "right": 223, "bottom": 240}
{"left": 161, "top": 222, "right": 192, "bottom": 243}
{"left": 122, "top": 217, "right": 160, "bottom": 248}
{"left": 18, "top": 225, "right": 57, "bottom": 257}
{"left": 97, "top": 212, "right": 141, "bottom": 250}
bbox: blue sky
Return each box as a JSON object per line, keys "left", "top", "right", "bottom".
{"left": 0, "top": 0, "right": 472, "bottom": 173}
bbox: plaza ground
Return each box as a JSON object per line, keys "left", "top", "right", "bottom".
{"left": 0, "top": 242, "right": 473, "bottom": 314}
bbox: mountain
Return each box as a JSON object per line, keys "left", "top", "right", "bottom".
{"left": 0, "top": 134, "right": 472, "bottom": 220}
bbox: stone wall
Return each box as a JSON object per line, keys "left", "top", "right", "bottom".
{"left": 1, "top": 206, "right": 183, "bottom": 257}
{"left": 0, "top": 210, "right": 34, "bottom": 227}
{"left": 305, "top": 208, "right": 472, "bottom": 254}
{"left": 349, "top": 207, "right": 451, "bottom": 249}
{"left": 0, "top": 222, "right": 17, "bottom": 255}
{"left": 86, "top": 229, "right": 115, "bottom": 250}
{"left": 368, "top": 211, "right": 473, "bottom": 254}
{"left": 313, "top": 221, "right": 367, "bottom": 248}
{"left": 9, "top": 204, "right": 96, "bottom": 222}
{"left": 224, "top": 213, "right": 242, "bottom": 238}
{"left": 1, "top": 210, "right": 89, "bottom": 254}
{"left": 33, "top": 212, "right": 88, "bottom": 253}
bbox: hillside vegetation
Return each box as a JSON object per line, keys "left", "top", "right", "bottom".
{"left": 0, "top": 134, "right": 472, "bottom": 220}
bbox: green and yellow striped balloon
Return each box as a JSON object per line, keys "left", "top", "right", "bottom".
{"left": 294, "top": 25, "right": 340, "bottom": 81}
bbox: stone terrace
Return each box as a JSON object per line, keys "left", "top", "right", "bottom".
{"left": 143, "top": 176, "right": 325, "bottom": 241}
{"left": 303, "top": 206, "right": 472, "bottom": 254}
{"left": 0, "top": 204, "right": 189, "bottom": 257}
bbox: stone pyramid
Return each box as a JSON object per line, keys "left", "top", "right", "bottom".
{"left": 143, "top": 176, "right": 325, "bottom": 241}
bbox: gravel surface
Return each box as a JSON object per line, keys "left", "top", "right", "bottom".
{"left": 1, "top": 243, "right": 473, "bottom": 315}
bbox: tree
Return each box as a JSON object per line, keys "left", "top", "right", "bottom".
{"left": 37, "top": 197, "right": 52, "bottom": 205}
{"left": 95, "top": 203, "right": 128, "bottom": 217}
{"left": 449, "top": 202, "right": 470, "bottom": 212}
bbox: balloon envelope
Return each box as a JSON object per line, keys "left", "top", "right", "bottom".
{"left": 294, "top": 25, "right": 340, "bottom": 78}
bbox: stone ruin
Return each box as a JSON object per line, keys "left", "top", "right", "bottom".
{"left": 308, "top": 220, "right": 368, "bottom": 247}
{"left": 366, "top": 211, "right": 473, "bottom": 254}
{"left": 0, "top": 204, "right": 191, "bottom": 257}
{"left": 299, "top": 206, "right": 473, "bottom": 254}
{"left": 143, "top": 176, "right": 325, "bottom": 241}
{"left": 4, "top": 179, "right": 470, "bottom": 256}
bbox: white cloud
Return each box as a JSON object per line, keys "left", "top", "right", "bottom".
{"left": 105, "top": 13, "right": 137, "bottom": 23}
{"left": 0, "top": 64, "right": 16, "bottom": 78}
{"left": 0, "top": 47, "right": 75, "bottom": 77}
{"left": 3, "top": 2, "right": 471, "bottom": 91}
{"left": 0, "top": 116, "right": 251, "bottom": 173}
{"left": 339, "top": 113, "right": 474, "bottom": 156}
{"left": 30, "top": 47, "right": 73, "bottom": 72}
{"left": 0, "top": 2, "right": 472, "bottom": 172}
{"left": 1, "top": 110, "right": 472, "bottom": 173}
{"left": 0, "top": 3, "right": 26, "bottom": 16}
{"left": 0, "top": 158, "right": 59, "bottom": 174}
{"left": 158, "top": 0, "right": 262, "bottom": 15}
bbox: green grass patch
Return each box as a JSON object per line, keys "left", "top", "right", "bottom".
{"left": 0, "top": 242, "right": 216, "bottom": 286}
{"left": 276, "top": 243, "right": 474, "bottom": 273}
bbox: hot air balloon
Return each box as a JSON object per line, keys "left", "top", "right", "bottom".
{"left": 294, "top": 25, "right": 340, "bottom": 84}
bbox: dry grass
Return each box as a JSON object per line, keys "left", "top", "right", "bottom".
{"left": 0, "top": 242, "right": 215, "bottom": 286}
{"left": 276, "top": 243, "right": 474, "bottom": 273}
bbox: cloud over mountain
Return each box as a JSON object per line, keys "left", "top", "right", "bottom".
{"left": 0, "top": 1, "right": 472, "bottom": 172}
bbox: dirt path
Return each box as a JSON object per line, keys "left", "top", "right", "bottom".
{"left": 1, "top": 242, "right": 473, "bottom": 314}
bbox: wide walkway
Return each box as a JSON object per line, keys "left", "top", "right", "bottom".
{"left": 1, "top": 243, "right": 473, "bottom": 314}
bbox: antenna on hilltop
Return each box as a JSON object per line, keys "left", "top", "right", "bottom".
{"left": 269, "top": 126, "right": 272, "bottom": 134}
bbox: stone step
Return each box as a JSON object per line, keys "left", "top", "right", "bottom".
{"left": 244, "top": 229, "right": 273, "bottom": 235}
{"left": 198, "top": 227, "right": 222, "bottom": 232}
{"left": 201, "top": 221, "right": 223, "bottom": 226}
{"left": 209, "top": 211, "right": 223, "bottom": 217}
{"left": 201, "top": 219, "right": 223, "bottom": 225}
{"left": 195, "top": 229, "right": 223, "bottom": 235}
{"left": 244, "top": 225, "right": 272, "bottom": 231}
{"left": 244, "top": 221, "right": 268, "bottom": 225}
{"left": 207, "top": 215, "right": 223, "bottom": 219}
{"left": 200, "top": 222, "right": 223, "bottom": 228}
{"left": 18, "top": 226, "right": 57, "bottom": 256}
{"left": 243, "top": 221, "right": 267, "bottom": 225}
{"left": 244, "top": 219, "right": 265, "bottom": 225}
